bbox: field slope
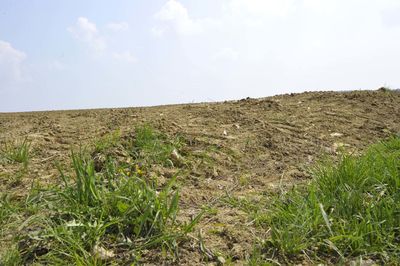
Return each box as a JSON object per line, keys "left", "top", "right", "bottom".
{"left": 1, "top": 89, "right": 399, "bottom": 265}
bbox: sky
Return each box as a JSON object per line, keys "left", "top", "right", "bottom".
{"left": 0, "top": 0, "right": 400, "bottom": 112}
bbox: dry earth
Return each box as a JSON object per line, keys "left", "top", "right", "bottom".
{"left": 1, "top": 89, "right": 400, "bottom": 265}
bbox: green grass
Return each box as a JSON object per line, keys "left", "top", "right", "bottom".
{"left": 26, "top": 153, "right": 198, "bottom": 264}
{"left": 222, "top": 194, "right": 270, "bottom": 227}
{"left": 93, "top": 129, "right": 121, "bottom": 153}
{"left": 0, "top": 194, "right": 21, "bottom": 228}
{"left": 263, "top": 137, "right": 400, "bottom": 264}
{"left": 0, "top": 139, "right": 31, "bottom": 168}
{"left": 0, "top": 125, "right": 201, "bottom": 265}
{"left": 130, "top": 124, "right": 183, "bottom": 166}
{"left": 0, "top": 193, "right": 35, "bottom": 265}
{"left": 0, "top": 245, "right": 22, "bottom": 266}
{"left": 0, "top": 139, "right": 31, "bottom": 185}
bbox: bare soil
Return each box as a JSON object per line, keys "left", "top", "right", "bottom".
{"left": 1, "top": 89, "right": 400, "bottom": 265}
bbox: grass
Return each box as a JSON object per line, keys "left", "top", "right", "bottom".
{"left": 0, "top": 194, "right": 20, "bottom": 241}
{"left": 0, "top": 139, "right": 31, "bottom": 168}
{"left": 222, "top": 194, "right": 270, "bottom": 227}
{"left": 130, "top": 124, "right": 184, "bottom": 166}
{"left": 0, "top": 139, "right": 31, "bottom": 185}
{"left": 93, "top": 129, "right": 121, "bottom": 153}
{"left": 0, "top": 245, "right": 22, "bottom": 266}
{"left": 0, "top": 125, "right": 201, "bottom": 265}
{"left": 262, "top": 137, "right": 400, "bottom": 264}
{"left": 5, "top": 124, "right": 398, "bottom": 264}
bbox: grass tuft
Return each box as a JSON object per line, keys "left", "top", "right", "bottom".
{"left": 130, "top": 124, "right": 183, "bottom": 166}
{"left": 264, "top": 137, "right": 400, "bottom": 263}
{"left": 93, "top": 129, "right": 121, "bottom": 153}
{"left": 0, "top": 139, "right": 31, "bottom": 168}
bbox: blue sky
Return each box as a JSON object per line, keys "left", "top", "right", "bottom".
{"left": 1, "top": 0, "right": 400, "bottom": 112}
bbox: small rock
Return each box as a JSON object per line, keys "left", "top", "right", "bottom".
{"left": 330, "top": 132, "right": 343, "bottom": 137}
{"left": 92, "top": 245, "right": 115, "bottom": 260}
{"left": 170, "top": 149, "right": 183, "bottom": 166}
{"left": 223, "top": 130, "right": 228, "bottom": 136}
{"left": 217, "top": 256, "right": 226, "bottom": 265}
{"left": 171, "top": 148, "right": 180, "bottom": 160}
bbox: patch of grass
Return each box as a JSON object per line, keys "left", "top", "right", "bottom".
{"left": 0, "top": 194, "right": 18, "bottom": 227}
{"left": 93, "top": 129, "right": 121, "bottom": 153}
{"left": 0, "top": 194, "right": 31, "bottom": 266}
{"left": 223, "top": 195, "right": 260, "bottom": 214}
{"left": 0, "top": 244, "right": 22, "bottom": 266}
{"left": 264, "top": 137, "right": 400, "bottom": 263}
{"left": 222, "top": 194, "right": 270, "bottom": 228}
{"left": 0, "top": 139, "right": 31, "bottom": 168}
{"left": 14, "top": 149, "right": 201, "bottom": 264}
{"left": 238, "top": 174, "right": 250, "bottom": 187}
{"left": 0, "top": 194, "right": 19, "bottom": 252}
{"left": 130, "top": 124, "right": 183, "bottom": 166}
{"left": 0, "top": 139, "right": 31, "bottom": 186}
{"left": 59, "top": 150, "right": 103, "bottom": 207}
{"left": 247, "top": 245, "right": 276, "bottom": 266}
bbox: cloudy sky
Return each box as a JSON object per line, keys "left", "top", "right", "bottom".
{"left": 1, "top": 0, "right": 400, "bottom": 112}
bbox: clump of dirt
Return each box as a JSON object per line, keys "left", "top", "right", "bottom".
{"left": 1, "top": 89, "right": 399, "bottom": 264}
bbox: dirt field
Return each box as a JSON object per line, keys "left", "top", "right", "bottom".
{"left": 1, "top": 89, "right": 400, "bottom": 264}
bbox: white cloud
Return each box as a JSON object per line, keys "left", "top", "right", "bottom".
{"left": 0, "top": 40, "right": 26, "bottom": 86}
{"left": 154, "top": 0, "right": 217, "bottom": 35}
{"left": 68, "top": 17, "right": 106, "bottom": 52}
{"left": 113, "top": 51, "right": 136, "bottom": 63}
{"left": 68, "top": 17, "right": 138, "bottom": 63}
{"left": 155, "top": 0, "right": 188, "bottom": 21}
{"left": 154, "top": 0, "right": 296, "bottom": 37}
{"left": 106, "top": 22, "right": 129, "bottom": 32}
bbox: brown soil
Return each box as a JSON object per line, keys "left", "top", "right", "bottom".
{"left": 1, "top": 89, "right": 400, "bottom": 265}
